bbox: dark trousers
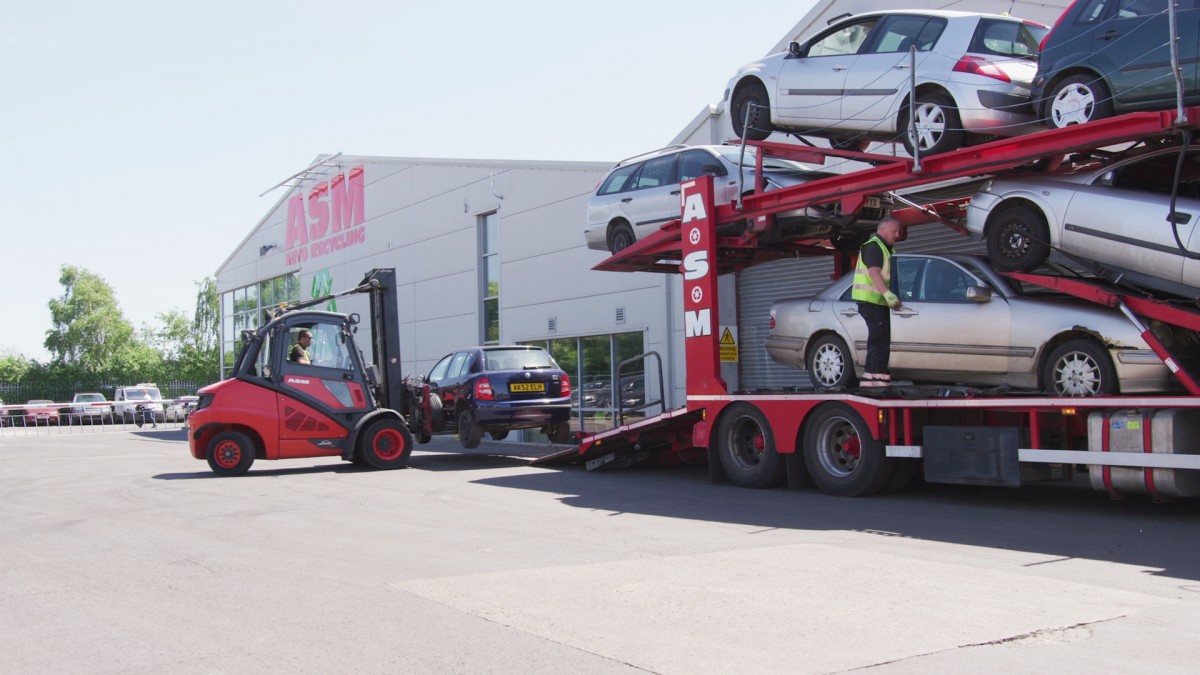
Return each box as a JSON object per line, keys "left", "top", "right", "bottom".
{"left": 858, "top": 301, "right": 891, "bottom": 375}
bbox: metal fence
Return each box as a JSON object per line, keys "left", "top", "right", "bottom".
{"left": 0, "top": 380, "right": 205, "bottom": 405}
{"left": 0, "top": 404, "right": 193, "bottom": 437}
{"left": 0, "top": 382, "right": 205, "bottom": 438}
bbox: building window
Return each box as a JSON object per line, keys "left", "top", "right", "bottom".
{"left": 480, "top": 212, "right": 500, "bottom": 344}
{"left": 219, "top": 272, "right": 300, "bottom": 378}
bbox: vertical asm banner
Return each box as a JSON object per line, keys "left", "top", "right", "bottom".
{"left": 679, "top": 176, "right": 727, "bottom": 396}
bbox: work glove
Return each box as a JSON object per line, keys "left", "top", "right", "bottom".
{"left": 883, "top": 291, "right": 901, "bottom": 309}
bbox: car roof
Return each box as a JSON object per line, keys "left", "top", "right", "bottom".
{"left": 839, "top": 9, "right": 1023, "bottom": 21}
{"left": 611, "top": 144, "right": 727, "bottom": 169}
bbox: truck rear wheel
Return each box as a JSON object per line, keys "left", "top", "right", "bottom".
{"left": 716, "top": 403, "right": 785, "bottom": 488}
{"left": 803, "top": 402, "right": 893, "bottom": 496}
{"left": 207, "top": 430, "right": 256, "bottom": 477}
{"left": 358, "top": 419, "right": 413, "bottom": 469}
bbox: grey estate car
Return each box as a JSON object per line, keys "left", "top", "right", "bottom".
{"left": 765, "top": 254, "right": 1174, "bottom": 395}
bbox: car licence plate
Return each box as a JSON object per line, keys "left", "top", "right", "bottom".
{"left": 509, "top": 382, "right": 546, "bottom": 393}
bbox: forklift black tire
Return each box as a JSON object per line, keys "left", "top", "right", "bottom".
{"left": 416, "top": 431, "right": 432, "bottom": 444}
{"left": 207, "top": 430, "right": 256, "bottom": 477}
{"left": 546, "top": 422, "right": 572, "bottom": 444}
{"left": 802, "top": 402, "right": 894, "bottom": 497}
{"left": 716, "top": 402, "right": 785, "bottom": 488}
{"left": 459, "top": 409, "right": 483, "bottom": 449}
{"left": 489, "top": 429, "right": 509, "bottom": 441}
{"left": 357, "top": 418, "right": 413, "bottom": 469}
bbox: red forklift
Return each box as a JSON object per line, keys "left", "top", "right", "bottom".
{"left": 188, "top": 269, "right": 434, "bottom": 476}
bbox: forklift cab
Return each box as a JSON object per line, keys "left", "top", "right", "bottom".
{"left": 238, "top": 311, "right": 376, "bottom": 418}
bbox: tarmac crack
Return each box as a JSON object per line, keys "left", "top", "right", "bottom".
{"left": 391, "top": 586, "right": 659, "bottom": 673}
{"left": 843, "top": 615, "right": 1124, "bottom": 672}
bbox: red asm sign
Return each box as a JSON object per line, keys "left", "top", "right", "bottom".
{"left": 284, "top": 164, "right": 367, "bottom": 265}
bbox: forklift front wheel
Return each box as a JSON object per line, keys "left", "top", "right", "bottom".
{"left": 207, "top": 430, "right": 256, "bottom": 477}
{"left": 358, "top": 419, "right": 413, "bottom": 469}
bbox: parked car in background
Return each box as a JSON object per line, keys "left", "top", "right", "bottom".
{"left": 424, "top": 345, "right": 572, "bottom": 448}
{"left": 584, "top": 144, "right": 882, "bottom": 254}
{"left": 69, "top": 392, "right": 112, "bottom": 424}
{"left": 726, "top": 10, "right": 1047, "bottom": 155}
{"left": 113, "top": 384, "right": 165, "bottom": 424}
{"left": 164, "top": 395, "right": 199, "bottom": 422}
{"left": 965, "top": 145, "right": 1200, "bottom": 299}
{"left": 1033, "top": 0, "right": 1200, "bottom": 128}
{"left": 23, "top": 400, "right": 60, "bottom": 426}
{"left": 765, "top": 254, "right": 1177, "bottom": 395}
{"left": 579, "top": 379, "right": 612, "bottom": 408}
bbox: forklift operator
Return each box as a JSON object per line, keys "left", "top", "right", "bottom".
{"left": 289, "top": 329, "right": 313, "bottom": 365}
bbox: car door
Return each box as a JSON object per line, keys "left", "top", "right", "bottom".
{"left": 425, "top": 354, "right": 454, "bottom": 426}
{"left": 775, "top": 17, "right": 881, "bottom": 127}
{"left": 1061, "top": 151, "right": 1200, "bottom": 285}
{"left": 1089, "top": 0, "right": 1177, "bottom": 106}
{"left": 887, "top": 257, "right": 1013, "bottom": 375}
{"left": 276, "top": 318, "right": 370, "bottom": 457}
{"left": 433, "top": 350, "right": 474, "bottom": 424}
{"left": 840, "top": 15, "right": 944, "bottom": 126}
{"left": 624, "top": 154, "right": 681, "bottom": 240}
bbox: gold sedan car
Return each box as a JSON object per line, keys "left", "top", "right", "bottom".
{"left": 765, "top": 254, "right": 1178, "bottom": 395}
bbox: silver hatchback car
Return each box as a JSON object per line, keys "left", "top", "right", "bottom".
{"left": 765, "top": 253, "right": 1174, "bottom": 395}
{"left": 725, "top": 10, "right": 1047, "bottom": 155}
{"left": 585, "top": 144, "right": 843, "bottom": 254}
{"left": 965, "top": 145, "right": 1200, "bottom": 300}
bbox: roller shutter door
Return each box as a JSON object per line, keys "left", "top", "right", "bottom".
{"left": 736, "top": 223, "right": 984, "bottom": 391}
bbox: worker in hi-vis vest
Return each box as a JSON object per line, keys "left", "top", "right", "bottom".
{"left": 850, "top": 217, "right": 904, "bottom": 387}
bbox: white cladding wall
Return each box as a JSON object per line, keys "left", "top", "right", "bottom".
{"left": 218, "top": 157, "right": 679, "bottom": 379}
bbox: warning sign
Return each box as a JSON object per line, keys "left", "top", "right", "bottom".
{"left": 719, "top": 326, "right": 738, "bottom": 362}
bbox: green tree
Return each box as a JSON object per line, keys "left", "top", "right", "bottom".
{"left": 0, "top": 351, "right": 32, "bottom": 383}
{"left": 44, "top": 266, "right": 138, "bottom": 376}
{"left": 192, "top": 277, "right": 219, "bottom": 352}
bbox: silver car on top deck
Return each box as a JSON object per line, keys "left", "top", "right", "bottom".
{"left": 765, "top": 253, "right": 1177, "bottom": 395}
{"left": 725, "top": 10, "right": 1047, "bottom": 155}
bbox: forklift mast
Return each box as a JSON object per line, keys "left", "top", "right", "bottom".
{"left": 363, "top": 268, "right": 405, "bottom": 413}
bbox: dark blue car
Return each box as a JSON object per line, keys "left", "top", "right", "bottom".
{"left": 1033, "top": 0, "right": 1200, "bottom": 128}
{"left": 425, "top": 345, "right": 572, "bottom": 448}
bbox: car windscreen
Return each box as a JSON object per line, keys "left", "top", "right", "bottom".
{"left": 484, "top": 349, "right": 558, "bottom": 371}
{"left": 126, "top": 388, "right": 162, "bottom": 399}
{"left": 76, "top": 394, "right": 104, "bottom": 402}
{"left": 970, "top": 19, "right": 1047, "bottom": 59}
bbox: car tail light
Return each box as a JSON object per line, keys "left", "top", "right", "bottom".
{"left": 560, "top": 374, "right": 571, "bottom": 397}
{"left": 953, "top": 56, "right": 1010, "bottom": 83}
{"left": 475, "top": 378, "right": 494, "bottom": 401}
{"left": 769, "top": 315, "right": 776, "bottom": 329}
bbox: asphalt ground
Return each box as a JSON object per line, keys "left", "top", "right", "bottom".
{"left": 2, "top": 430, "right": 1199, "bottom": 674}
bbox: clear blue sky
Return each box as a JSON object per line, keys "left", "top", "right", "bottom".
{"left": 1, "top": 0, "right": 813, "bottom": 362}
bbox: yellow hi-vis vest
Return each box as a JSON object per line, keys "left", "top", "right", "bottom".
{"left": 851, "top": 235, "right": 891, "bottom": 305}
